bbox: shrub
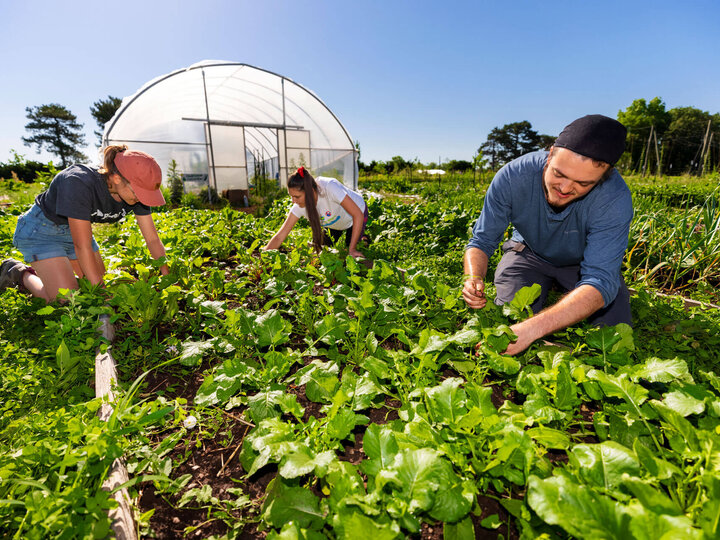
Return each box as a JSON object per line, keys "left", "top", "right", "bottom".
{"left": 0, "top": 151, "right": 52, "bottom": 182}
{"left": 167, "top": 159, "right": 184, "bottom": 206}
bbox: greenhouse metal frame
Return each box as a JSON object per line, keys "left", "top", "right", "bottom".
{"left": 103, "top": 60, "right": 358, "bottom": 195}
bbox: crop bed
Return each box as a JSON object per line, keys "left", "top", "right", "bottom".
{"left": 2, "top": 194, "right": 720, "bottom": 539}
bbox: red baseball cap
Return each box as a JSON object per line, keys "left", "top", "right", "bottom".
{"left": 113, "top": 150, "right": 166, "bottom": 207}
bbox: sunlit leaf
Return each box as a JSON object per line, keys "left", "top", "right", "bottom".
{"left": 179, "top": 339, "right": 214, "bottom": 367}
{"left": 424, "top": 378, "right": 468, "bottom": 425}
{"left": 527, "top": 475, "right": 631, "bottom": 538}
{"left": 631, "top": 357, "right": 692, "bottom": 384}
{"left": 568, "top": 441, "right": 640, "bottom": 491}
{"left": 262, "top": 478, "right": 325, "bottom": 529}
{"left": 663, "top": 387, "right": 707, "bottom": 416}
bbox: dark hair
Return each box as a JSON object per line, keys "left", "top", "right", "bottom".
{"left": 99, "top": 144, "right": 131, "bottom": 191}
{"left": 99, "top": 144, "right": 128, "bottom": 177}
{"left": 288, "top": 167, "right": 323, "bottom": 251}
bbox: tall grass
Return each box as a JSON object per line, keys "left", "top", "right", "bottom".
{"left": 626, "top": 190, "right": 720, "bottom": 297}
{"left": 0, "top": 178, "right": 45, "bottom": 210}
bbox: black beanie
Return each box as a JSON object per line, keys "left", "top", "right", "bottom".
{"left": 554, "top": 115, "right": 627, "bottom": 165}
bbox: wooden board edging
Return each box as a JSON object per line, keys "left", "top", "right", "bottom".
{"left": 96, "top": 314, "right": 138, "bottom": 540}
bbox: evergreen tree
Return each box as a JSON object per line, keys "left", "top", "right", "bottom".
{"left": 90, "top": 96, "right": 122, "bottom": 144}
{"left": 168, "top": 159, "right": 184, "bottom": 205}
{"left": 480, "top": 121, "right": 548, "bottom": 167}
{"left": 22, "top": 103, "right": 87, "bottom": 167}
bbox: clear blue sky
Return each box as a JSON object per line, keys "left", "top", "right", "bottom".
{"left": 1, "top": 0, "right": 718, "bottom": 165}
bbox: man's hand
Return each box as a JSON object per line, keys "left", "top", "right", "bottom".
{"left": 463, "top": 248, "right": 489, "bottom": 309}
{"left": 462, "top": 277, "right": 486, "bottom": 309}
{"left": 503, "top": 322, "right": 537, "bottom": 355}
{"left": 473, "top": 320, "right": 532, "bottom": 356}
{"left": 348, "top": 248, "right": 364, "bottom": 259}
{"left": 499, "top": 285, "right": 605, "bottom": 356}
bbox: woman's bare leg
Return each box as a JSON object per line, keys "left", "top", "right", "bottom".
{"left": 30, "top": 257, "right": 79, "bottom": 302}
{"left": 20, "top": 271, "right": 50, "bottom": 302}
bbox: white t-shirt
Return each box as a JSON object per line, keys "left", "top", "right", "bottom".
{"left": 290, "top": 177, "right": 366, "bottom": 230}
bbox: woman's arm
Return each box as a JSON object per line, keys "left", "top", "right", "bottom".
{"left": 339, "top": 195, "right": 366, "bottom": 257}
{"left": 68, "top": 218, "right": 106, "bottom": 285}
{"left": 264, "top": 213, "right": 300, "bottom": 250}
{"left": 136, "top": 214, "right": 169, "bottom": 275}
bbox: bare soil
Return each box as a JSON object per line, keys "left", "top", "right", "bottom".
{"left": 134, "top": 364, "right": 520, "bottom": 539}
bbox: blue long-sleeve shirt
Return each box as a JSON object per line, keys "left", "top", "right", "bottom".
{"left": 466, "top": 151, "right": 633, "bottom": 307}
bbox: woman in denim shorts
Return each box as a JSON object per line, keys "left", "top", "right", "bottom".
{"left": 2, "top": 145, "right": 168, "bottom": 301}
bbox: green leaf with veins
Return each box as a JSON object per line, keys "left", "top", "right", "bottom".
{"left": 568, "top": 441, "right": 640, "bottom": 491}
{"left": 254, "top": 309, "right": 291, "bottom": 348}
{"left": 262, "top": 478, "right": 325, "bottom": 530}
{"left": 502, "top": 284, "right": 541, "bottom": 320}
{"left": 332, "top": 507, "right": 402, "bottom": 540}
{"left": 248, "top": 389, "right": 304, "bottom": 424}
{"left": 278, "top": 446, "right": 334, "bottom": 479}
{"left": 340, "top": 370, "right": 383, "bottom": 411}
{"left": 179, "top": 339, "right": 214, "bottom": 367}
{"left": 424, "top": 377, "right": 468, "bottom": 425}
{"left": 631, "top": 357, "right": 692, "bottom": 384}
{"left": 527, "top": 475, "right": 632, "bottom": 539}
{"left": 361, "top": 423, "right": 399, "bottom": 477}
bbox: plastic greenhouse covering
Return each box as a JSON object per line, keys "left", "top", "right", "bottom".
{"left": 103, "top": 61, "right": 358, "bottom": 194}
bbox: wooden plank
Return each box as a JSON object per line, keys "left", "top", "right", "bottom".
{"left": 96, "top": 314, "right": 138, "bottom": 540}
{"left": 95, "top": 346, "right": 117, "bottom": 422}
{"left": 104, "top": 458, "right": 136, "bottom": 540}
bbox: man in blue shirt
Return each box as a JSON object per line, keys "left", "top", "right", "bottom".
{"left": 463, "top": 115, "right": 632, "bottom": 355}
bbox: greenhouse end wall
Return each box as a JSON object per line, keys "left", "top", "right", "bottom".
{"left": 103, "top": 61, "right": 358, "bottom": 195}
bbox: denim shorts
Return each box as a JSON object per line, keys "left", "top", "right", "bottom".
{"left": 13, "top": 204, "right": 100, "bottom": 262}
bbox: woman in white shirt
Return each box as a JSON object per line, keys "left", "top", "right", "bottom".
{"left": 264, "top": 167, "right": 368, "bottom": 258}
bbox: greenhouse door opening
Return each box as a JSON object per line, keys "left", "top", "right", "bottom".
{"left": 205, "top": 122, "right": 313, "bottom": 196}
{"left": 206, "top": 124, "right": 248, "bottom": 192}
{"left": 279, "top": 129, "right": 311, "bottom": 184}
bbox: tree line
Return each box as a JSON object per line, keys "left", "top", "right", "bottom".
{"left": 359, "top": 99, "right": 720, "bottom": 177}
{"left": 357, "top": 121, "right": 555, "bottom": 177}
{"left": 616, "top": 97, "right": 720, "bottom": 175}
{"left": 6, "top": 96, "right": 720, "bottom": 179}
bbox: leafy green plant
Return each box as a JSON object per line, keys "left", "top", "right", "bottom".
{"left": 3, "top": 173, "right": 720, "bottom": 539}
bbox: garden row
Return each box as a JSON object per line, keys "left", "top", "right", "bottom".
{"left": 1, "top": 193, "right": 720, "bottom": 538}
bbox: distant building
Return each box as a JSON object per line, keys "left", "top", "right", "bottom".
{"left": 417, "top": 169, "right": 446, "bottom": 175}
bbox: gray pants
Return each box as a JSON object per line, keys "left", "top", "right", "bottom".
{"left": 493, "top": 240, "right": 632, "bottom": 327}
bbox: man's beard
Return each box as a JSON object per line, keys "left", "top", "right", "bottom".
{"left": 541, "top": 163, "right": 567, "bottom": 211}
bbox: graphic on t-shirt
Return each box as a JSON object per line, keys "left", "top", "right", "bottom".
{"left": 91, "top": 209, "right": 128, "bottom": 221}
{"left": 321, "top": 215, "right": 341, "bottom": 227}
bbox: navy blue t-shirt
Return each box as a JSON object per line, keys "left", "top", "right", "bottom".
{"left": 35, "top": 164, "right": 152, "bottom": 225}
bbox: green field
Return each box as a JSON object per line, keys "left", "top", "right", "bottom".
{"left": 1, "top": 172, "right": 720, "bottom": 539}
